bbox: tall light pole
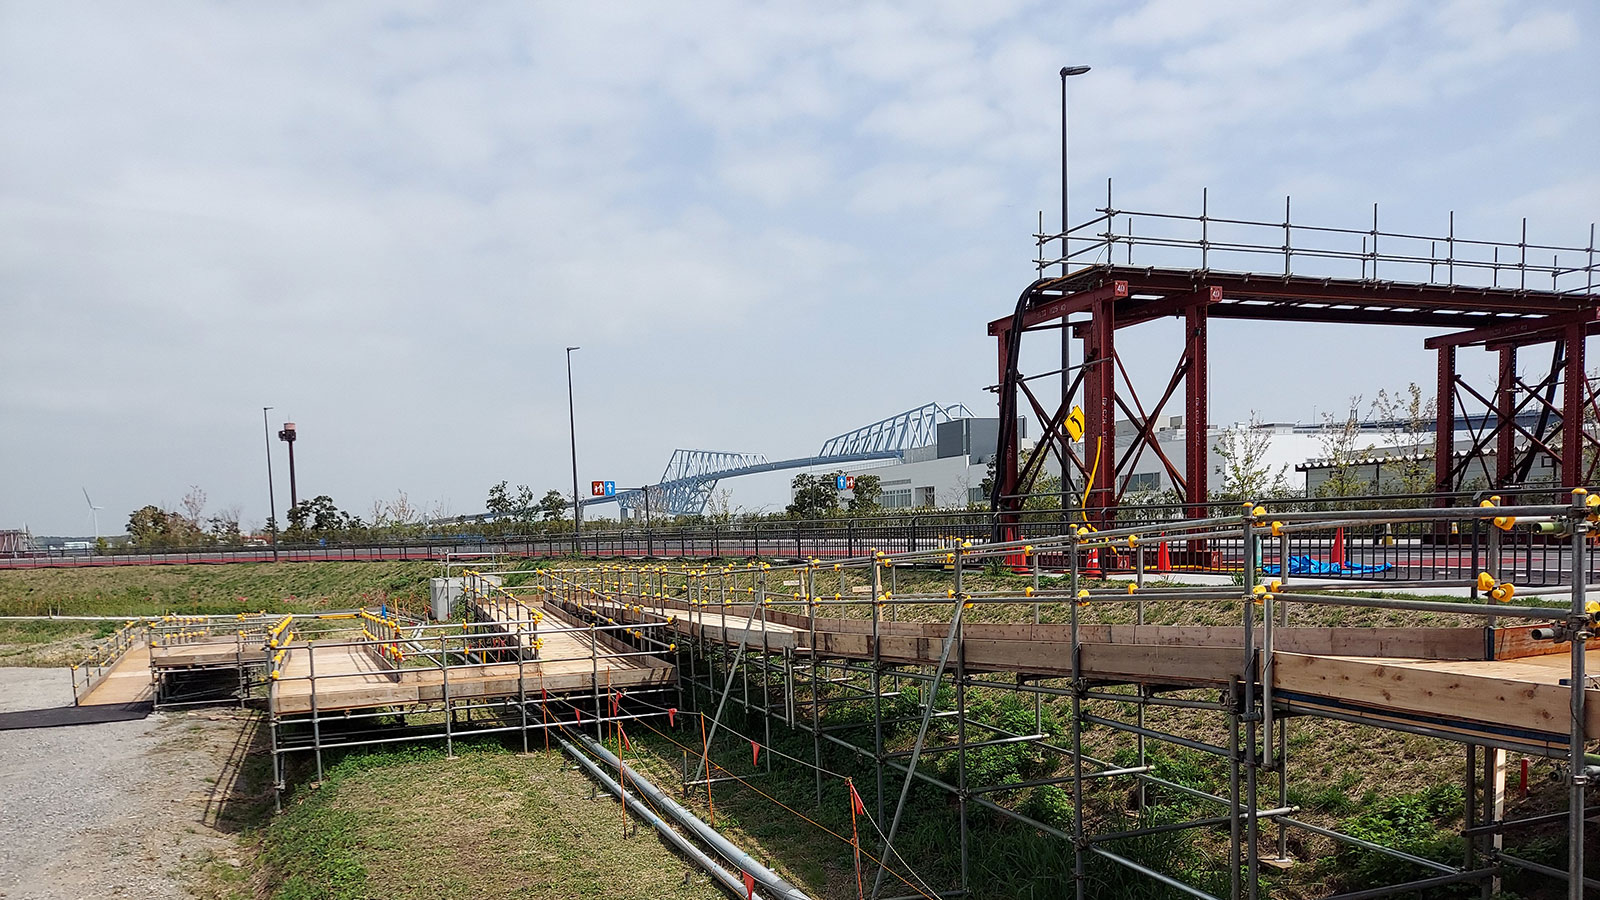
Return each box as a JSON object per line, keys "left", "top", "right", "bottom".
{"left": 566, "top": 346, "right": 582, "bottom": 548}
{"left": 1060, "top": 64, "right": 1090, "bottom": 276}
{"left": 262, "top": 406, "right": 278, "bottom": 561}
{"left": 1060, "top": 64, "right": 1090, "bottom": 520}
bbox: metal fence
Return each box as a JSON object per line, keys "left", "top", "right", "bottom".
{"left": 9, "top": 489, "right": 1596, "bottom": 587}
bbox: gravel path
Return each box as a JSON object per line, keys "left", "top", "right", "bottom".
{"left": 0, "top": 668, "right": 253, "bottom": 899}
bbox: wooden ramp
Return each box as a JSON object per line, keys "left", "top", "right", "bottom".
{"left": 77, "top": 644, "right": 155, "bottom": 707}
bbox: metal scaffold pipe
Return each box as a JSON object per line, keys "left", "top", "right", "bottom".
{"left": 564, "top": 730, "right": 811, "bottom": 900}
{"left": 557, "top": 733, "right": 793, "bottom": 900}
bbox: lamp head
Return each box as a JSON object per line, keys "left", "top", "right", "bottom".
{"left": 1061, "top": 65, "right": 1091, "bottom": 77}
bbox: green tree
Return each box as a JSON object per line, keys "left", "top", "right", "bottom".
{"left": 1316, "top": 397, "right": 1374, "bottom": 502}
{"left": 538, "top": 490, "right": 569, "bottom": 522}
{"left": 127, "top": 505, "right": 171, "bottom": 548}
{"left": 787, "top": 472, "right": 840, "bottom": 518}
{"left": 1212, "top": 412, "right": 1289, "bottom": 501}
{"left": 847, "top": 474, "right": 883, "bottom": 514}
{"left": 486, "top": 481, "right": 513, "bottom": 518}
{"left": 285, "top": 495, "right": 356, "bottom": 540}
{"left": 512, "top": 484, "right": 536, "bottom": 524}
{"left": 1370, "top": 383, "right": 1436, "bottom": 494}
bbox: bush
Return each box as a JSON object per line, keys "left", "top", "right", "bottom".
{"left": 1334, "top": 784, "right": 1465, "bottom": 891}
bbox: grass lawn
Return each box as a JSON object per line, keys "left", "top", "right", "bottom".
{"left": 0, "top": 561, "right": 438, "bottom": 664}
{"left": 206, "top": 742, "right": 727, "bottom": 900}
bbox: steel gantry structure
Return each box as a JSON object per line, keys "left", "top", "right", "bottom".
{"left": 991, "top": 186, "right": 1599, "bottom": 537}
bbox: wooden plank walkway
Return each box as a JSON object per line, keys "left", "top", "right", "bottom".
{"left": 270, "top": 599, "right": 675, "bottom": 715}
{"left": 77, "top": 644, "right": 154, "bottom": 707}
{"left": 596, "top": 597, "right": 1599, "bottom": 745}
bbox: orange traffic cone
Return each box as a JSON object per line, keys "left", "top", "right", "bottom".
{"left": 1329, "top": 527, "right": 1345, "bottom": 565}
{"left": 1084, "top": 548, "right": 1103, "bottom": 579}
{"left": 1156, "top": 541, "right": 1171, "bottom": 572}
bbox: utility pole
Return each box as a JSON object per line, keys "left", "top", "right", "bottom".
{"left": 1060, "top": 64, "right": 1091, "bottom": 521}
{"left": 261, "top": 407, "right": 278, "bottom": 561}
{"left": 566, "top": 346, "right": 582, "bottom": 549}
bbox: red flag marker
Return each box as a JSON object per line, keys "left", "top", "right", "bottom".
{"left": 848, "top": 780, "right": 866, "bottom": 816}
{"left": 751, "top": 740, "right": 761, "bottom": 767}
{"left": 668, "top": 707, "right": 677, "bottom": 727}
{"left": 742, "top": 871, "right": 755, "bottom": 900}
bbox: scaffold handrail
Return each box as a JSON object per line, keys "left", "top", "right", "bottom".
{"left": 1033, "top": 187, "right": 1598, "bottom": 295}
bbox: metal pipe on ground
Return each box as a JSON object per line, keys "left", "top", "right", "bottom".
{"left": 556, "top": 734, "right": 771, "bottom": 899}
{"left": 564, "top": 730, "right": 811, "bottom": 900}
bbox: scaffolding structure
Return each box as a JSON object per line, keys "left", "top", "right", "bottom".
{"left": 60, "top": 498, "right": 1596, "bottom": 898}
{"left": 538, "top": 496, "right": 1595, "bottom": 900}
{"left": 261, "top": 580, "right": 678, "bottom": 808}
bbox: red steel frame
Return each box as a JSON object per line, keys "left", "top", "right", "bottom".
{"left": 992, "top": 265, "right": 1598, "bottom": 534}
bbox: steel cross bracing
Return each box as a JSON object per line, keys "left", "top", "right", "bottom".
{"left": 593, "top": 402, "right": 974, "bottom": 517}
{"left": 992, "top": 189, "right": 1600, "bottom": 538}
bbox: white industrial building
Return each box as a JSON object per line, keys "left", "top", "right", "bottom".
{"left": 803, "top": 414, "right": 1535, "bottom": 510}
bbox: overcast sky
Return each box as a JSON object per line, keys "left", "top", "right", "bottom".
{"left": 2, "top": 1, "right": 1596, "bottom": 536}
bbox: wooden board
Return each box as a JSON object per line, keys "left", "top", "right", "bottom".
{"left": 150, "top": 640, "right": 269, "bottom": 669}
{"left": 1272, "top": 650, "right": 1600, "bottom": 738}
{"left": 1492, "top": 624, "right": 1571, "bottom": 660}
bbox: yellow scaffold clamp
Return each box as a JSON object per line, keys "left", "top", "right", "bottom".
{"left": 1480, "top": 496, "right": 1516, "bottom": 531}
{"left": 1475, "top": 571, "right": 1516, "bottom": 602}
{"left": 1023, "top": 544, "right": 1034, "bottom": 557}
{"left": 1127, "top": 583, "right": 1138, "bottom": 595}
{"left": 1024, "top": 586, "right": 1035, "bottom": 597}
{"left": 1074, "top": 589, "right": 1091, "bottom": 608}
{"left": 1576, "top": 488, "right": 1600, "bottom": 525}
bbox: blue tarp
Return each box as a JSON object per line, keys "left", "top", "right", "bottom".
{"left": 1261, "top": 555, "right": 1392, "bottom": 576}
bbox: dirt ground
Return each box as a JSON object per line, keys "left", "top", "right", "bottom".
{"left": 0, "top": 668, "right": 265, "bottom": 899}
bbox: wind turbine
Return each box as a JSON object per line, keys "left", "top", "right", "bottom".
{"left": 82, "top": 488, "right": 104, "bottom": 540}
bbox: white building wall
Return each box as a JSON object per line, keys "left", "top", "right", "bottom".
{"left": 795, "top": 417, "right": 1510, "bottom": 511}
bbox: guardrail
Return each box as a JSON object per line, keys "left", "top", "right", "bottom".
{"left": 69, "top": 618, "right": 148, "bottom": 702}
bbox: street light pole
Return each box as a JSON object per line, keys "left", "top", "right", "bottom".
{"left": 262, "top": 406, "right": 278, "bottom": 561}
{"left": 566, "top": 346, "right": 582, "bottom": 551}
{"left": 1060, "top": 64, "right": 1090, "bottom": 276}
{"left": 1060, "top": 64, "right": 1090, "bottom": 522}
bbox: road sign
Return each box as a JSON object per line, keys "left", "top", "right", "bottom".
{"left": 604, "top": 481, "right": 616, "bottom": 496}
{"left": 836, "top": 474, "right": 848, "bottom": 491}
{"left": 1065, "top": 405, "right": 1086, "bottom": 442}
{"left": 846, "top": 475, "right": 855, "bottom": 490}
{"left": 592, "top": 481, "right": 605, "bottom": 496}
